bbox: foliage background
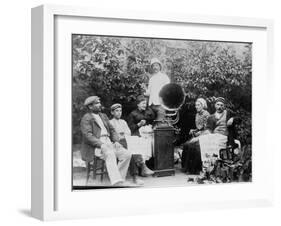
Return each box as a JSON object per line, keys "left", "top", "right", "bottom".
{"left": 72, "top": 35, "right": 252, "bottom": 145}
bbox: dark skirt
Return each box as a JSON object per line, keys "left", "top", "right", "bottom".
{"left": 181, "top": 140, "right": 202, "bottom": 174}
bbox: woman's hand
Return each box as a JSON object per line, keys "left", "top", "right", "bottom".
{"left": 138, "top": 119, "right": 146, "bottom": 127}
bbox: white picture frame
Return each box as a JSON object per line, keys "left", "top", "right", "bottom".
{"left": 31, "top": 4, "right": 274, "bottom": 221}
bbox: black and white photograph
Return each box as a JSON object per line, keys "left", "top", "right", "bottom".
{"left": 72, "top": 34, "right": 252, "bottom": 189}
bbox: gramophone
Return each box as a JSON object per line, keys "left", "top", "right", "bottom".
{"left": 152, "top": 83, "right": 185, "bottom": 176}
{"left": 155, "top": 83, "right": 186, "bottom": 127}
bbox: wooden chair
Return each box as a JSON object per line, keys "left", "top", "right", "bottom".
{"left": 86, "top": 156, "right": 107, "bottom": 183}
{"left": 211, "top": 140, "right": 241, "bottom": 182}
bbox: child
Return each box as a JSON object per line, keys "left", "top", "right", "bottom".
{"left": 109, "top": 103, "right": 154, "bottom": 185}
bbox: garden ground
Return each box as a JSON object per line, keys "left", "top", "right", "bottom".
{"left": 72, "top": 149, "right": 215, "bottom": 188}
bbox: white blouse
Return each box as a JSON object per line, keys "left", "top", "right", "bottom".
{"left": 147, "top": 71, "right": 170, "bottom": 105}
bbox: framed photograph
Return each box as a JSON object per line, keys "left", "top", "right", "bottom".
{"left": 31, "top": 4, "right": 274, "bottom": 221}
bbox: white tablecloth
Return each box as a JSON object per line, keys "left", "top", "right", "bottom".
{"left": 125, "top": 135, "right": 153, "bottom": 160}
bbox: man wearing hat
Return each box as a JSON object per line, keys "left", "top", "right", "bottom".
{"left": 205, "top": 97, "right": 236, "bottom": 139}
{"left": 144, "top": 58, "right": 170, "bottom": 120}
{"left": 109, "top": 103, "right": 131, "bottom": 141}
{"left": 109, "top": 103, "right": 146, "bottom": 185}
{"left": 80, "top": 96, "right": 132, "bottom": 186}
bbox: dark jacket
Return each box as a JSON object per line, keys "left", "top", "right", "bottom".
{"left": 80, "top": 112, "right": 119, "bottom": 162}
{"left": 127, "top": 108, "right": 155, "bottom": 136}
{"left": 206, "top": 110, "right": 240, "bottom": 147}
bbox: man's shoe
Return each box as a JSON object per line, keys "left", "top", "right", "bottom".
{"left": 120, "top": 181, "right": 135, "bottom": 187}
{"left": 140, "top": 164, "right": 154, "bottom": 177}
{"left": 112, "top": 180, "right": 124, "bottom": 186}
{"left": 133, "top": 177, "right": 144, "bottom": 186}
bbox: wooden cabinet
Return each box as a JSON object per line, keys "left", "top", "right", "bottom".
{"left": 153, "top": 125, "right": 175, "bottom": 177}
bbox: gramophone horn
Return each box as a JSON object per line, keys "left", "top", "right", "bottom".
{"left": 159, "top": 83, "right": 185, "bottom": 113}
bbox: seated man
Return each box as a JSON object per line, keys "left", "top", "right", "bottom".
{"left": 80, "top": 96, "right": 132, "bottom": 186}
{"left": 110, "top": 103, "right": 154, "bottom": 181}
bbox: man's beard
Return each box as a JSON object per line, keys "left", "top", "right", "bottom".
{"left": 92, "top": 106, "right": 103, "bottom": 113}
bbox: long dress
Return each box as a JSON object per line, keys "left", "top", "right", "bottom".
{"left": 181, "top": 110, "right": 210, "bottom": 174}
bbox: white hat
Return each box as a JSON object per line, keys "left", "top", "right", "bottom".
{"left": 150, "top": 58, "right": 162, "bottom": 69}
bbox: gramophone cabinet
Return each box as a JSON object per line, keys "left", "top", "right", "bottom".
{"left": 153, "top": 125, "right": 176, "bottom": 177}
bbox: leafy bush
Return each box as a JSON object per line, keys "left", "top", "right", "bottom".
{"left": 72, "top": 35, "right": 252, "bottom": 145}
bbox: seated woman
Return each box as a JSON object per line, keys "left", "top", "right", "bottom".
{"left": 181, "top": 98, "right": 210, "bottom": 174}
{"left": 109, "top": 102, "right": 153, "bottom": 186}
{"left": 127, "top": 95, "right": 155, "bottom": 136}
{"left": 127, "top": 95, "right": 156, "bottom": 173}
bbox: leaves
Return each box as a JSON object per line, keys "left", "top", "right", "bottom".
{"left": 72, "top": 35, "right": 252, "bottom": 145}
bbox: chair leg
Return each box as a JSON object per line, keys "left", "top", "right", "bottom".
{"left": 100, "top": 161, "right": 105, "bottom": 182}
{"left": 86, "top": 162, "right": 90, "bottom": 183}
{"left": 93, "top": 158, "right": 97, "bottom": 180}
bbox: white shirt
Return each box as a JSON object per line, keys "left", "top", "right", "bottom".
{"left": 92, "top": 113, "right": 108, "bottom": 136}
{"left": 147, "top": 71, "right": 170, "bottom": 105}
{"left": 109, "top": 118, "right": 131, "bottom": 136}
